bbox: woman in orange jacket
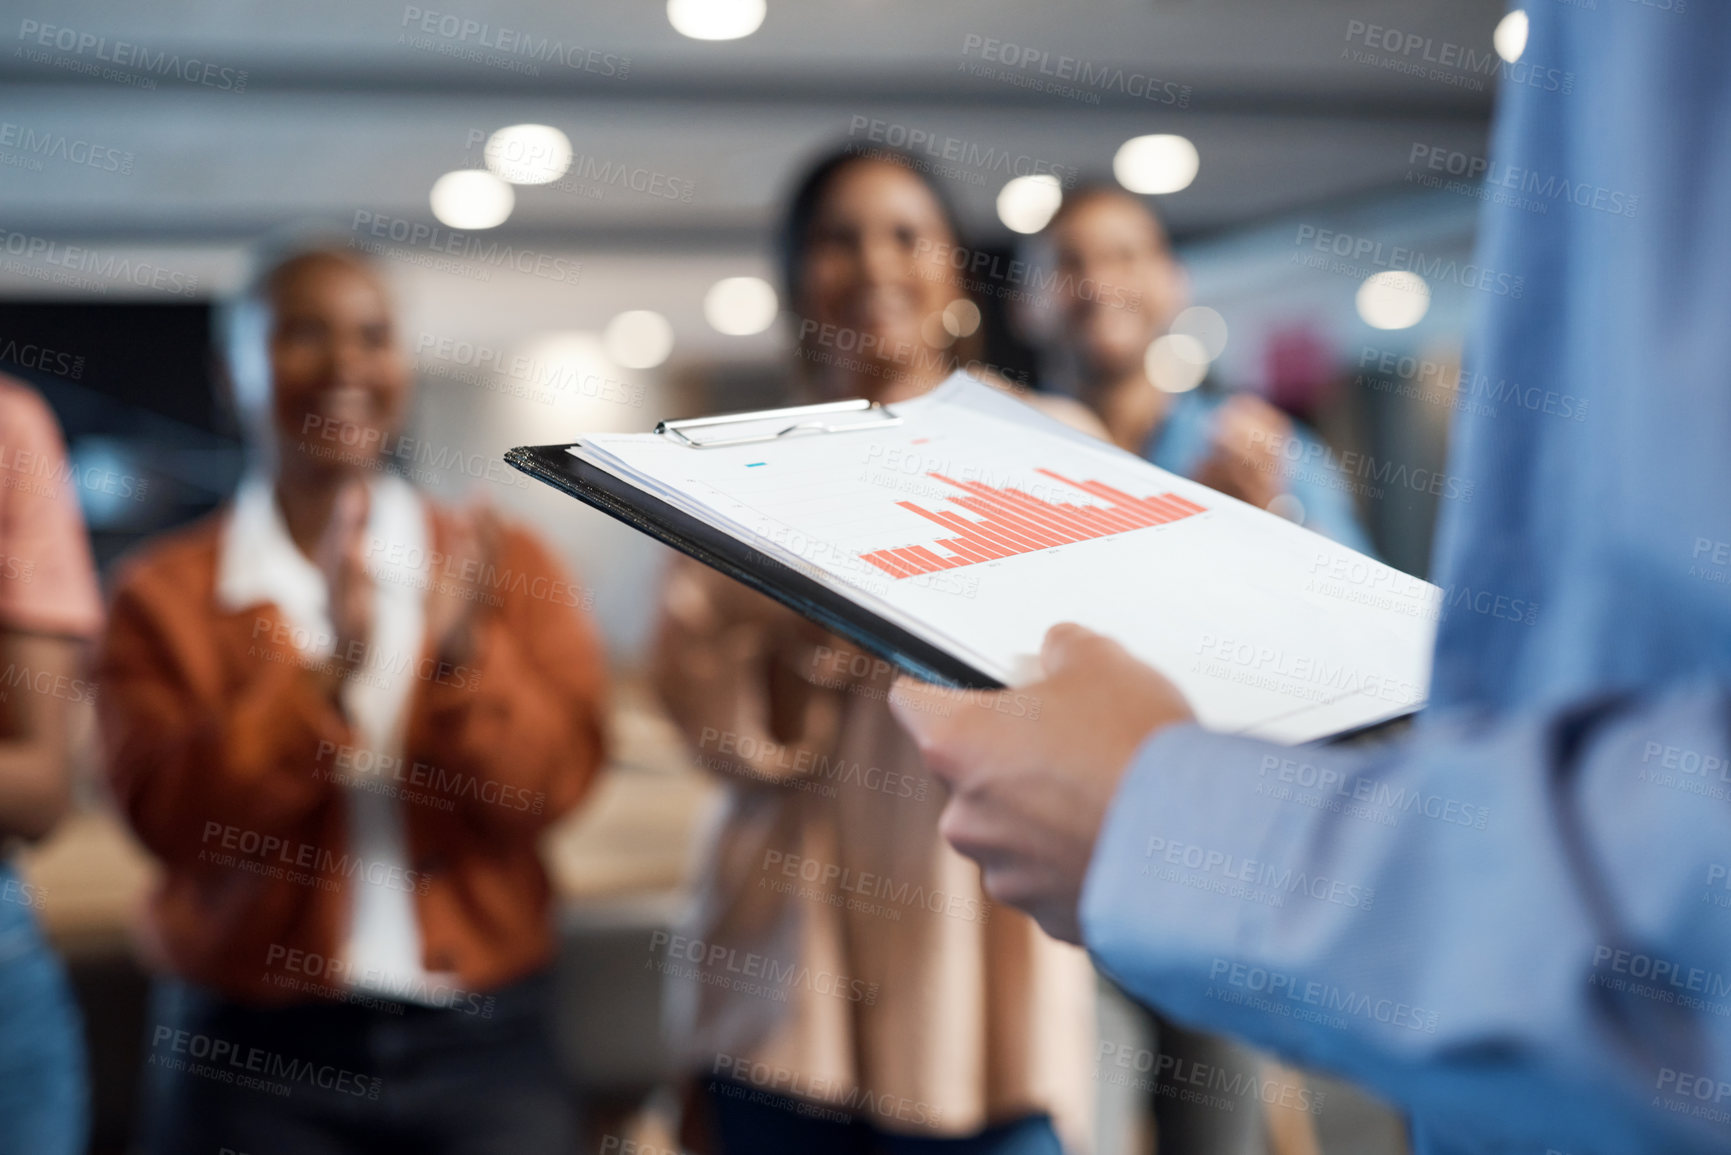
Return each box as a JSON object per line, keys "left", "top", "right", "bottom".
{"left": 97, "top": 246, "right": 609, "bottom": 1155}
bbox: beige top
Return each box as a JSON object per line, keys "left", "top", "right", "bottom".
{"left": 653, "top": 560, "right": 1095, "bottom": 1152}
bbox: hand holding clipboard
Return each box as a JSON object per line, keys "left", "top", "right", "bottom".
{"left": 509, "top": 373, "right": 1436, "bottom": 744}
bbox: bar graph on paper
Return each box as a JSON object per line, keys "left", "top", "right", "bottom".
{"left": 565, "top": 373, "right": 1434, "bottom": 742}
{"left": 860, "top": 468, "right": 1206, "bottom": 579}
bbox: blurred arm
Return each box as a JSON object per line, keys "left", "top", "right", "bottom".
{"left": 96, "top": 577, "right": 352, "bottom": 867}
{"left": 0, "top": 632, "right": 84, "bottom": 842}
{"left": 1196, "top": 395, "right": 1375, "bottom": 555}
{"left": 0, "top": 381, "right": 103, "bottom": 842}
{"left": 650, "top": 556, "right": 841, "bottom": 786}
{"left": 1083, "top": 687, "right": 1731, "bottom": 1151}
{"left": 405, "top": 527, "right": 609, "bottom": 837}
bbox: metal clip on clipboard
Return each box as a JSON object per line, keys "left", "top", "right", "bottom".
{"left": 655, "top": 398, "right": 900, "bottom": 448}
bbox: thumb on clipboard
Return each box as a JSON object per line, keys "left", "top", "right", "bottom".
{"left": 888, "top": 622, "right": 1195, "bottom": 943}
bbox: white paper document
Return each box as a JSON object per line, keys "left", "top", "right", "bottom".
{"left": 574, "top": 373, "right": 1439, "bottom": 744}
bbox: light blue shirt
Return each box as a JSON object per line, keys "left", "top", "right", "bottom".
{"left": 1082, "top": 5, "right": 1731, "bottom": 1154}
{"left": 1144, "top": 387, "right": 1375, "bottom": 555}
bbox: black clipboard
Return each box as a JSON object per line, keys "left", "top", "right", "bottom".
{"left": 504, "top": 441, "right": 1002, "bottom": 691}
{"left": 507, "top": 396, "right": 1420, "bottom": 744}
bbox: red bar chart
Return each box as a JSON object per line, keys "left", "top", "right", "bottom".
{"left": 860, "top": 469, "right": 1206, "bottom": 578}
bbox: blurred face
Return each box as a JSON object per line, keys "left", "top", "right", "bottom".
{"left": 1050, "top": 193, "right": 1187, "bottom": 381}
{"left": 798, "top": 159, "right": 967, "bottom": 397}
{"left": 266, "top": 256, "right": 411, "bottom": 480}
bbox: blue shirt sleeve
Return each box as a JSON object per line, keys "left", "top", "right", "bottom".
{"left": 1080, "top": 693, "right": 1731, "bottom": 1155}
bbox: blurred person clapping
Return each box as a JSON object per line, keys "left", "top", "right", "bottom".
{"left": 97, "top": 247, "right": 608, "bottom": 1155}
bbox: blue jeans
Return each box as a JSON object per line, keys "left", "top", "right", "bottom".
{"left": 706, "top": 1077, "right": 1065, "bottom": 1155}
{"left": 0, "top": 865, "right": 88, "bottom": 1155}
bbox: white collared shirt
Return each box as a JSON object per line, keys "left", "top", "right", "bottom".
{"left": 216, "top": 471, "right": 456, "bottom": 1004}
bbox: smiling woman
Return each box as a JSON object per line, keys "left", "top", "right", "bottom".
{"left": 651, "top": 148, "right": 1105, "bottom": 1155}
{"left": 782, "top": 149, "right": 986, "bottom": 400}
{"left": 92, "top": 245, "right": 612, "bottom": 1155}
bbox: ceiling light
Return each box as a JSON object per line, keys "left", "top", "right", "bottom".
{"left": 668, "top": 0, "right": 766, "bottom": 41}
{"left": 1113, "top": 134, "right": 1199, "bottom": 196}
{"left": 703, "top": 276, "right": 779, "bottom": 336}
{"left": 604, "top": 309, "right": 674, "bottom": 369}
{"left": 430, "top": 170, "right": 514, "bottom": 229}
{"left": 1145, "top": 333, "right": 1209, "bottom": 393}
{"left": 484, "top": 124, "right": 572, "bottom": 185}
{"left": 997, "top": 174, "right": 1063, "bottom": 234}
{"left": 1170, "top": 305, "right": 1228, "bottom": 361}
{"left": 1356, "top": 271, "right": 1431, "bottom": 330}
{"left": 1494, "top": 10, "right": 1528, "bottom": 64}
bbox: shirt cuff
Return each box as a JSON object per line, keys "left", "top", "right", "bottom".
{"left": 1079, "top": 722, "right": 1347, "bottom": 1013}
